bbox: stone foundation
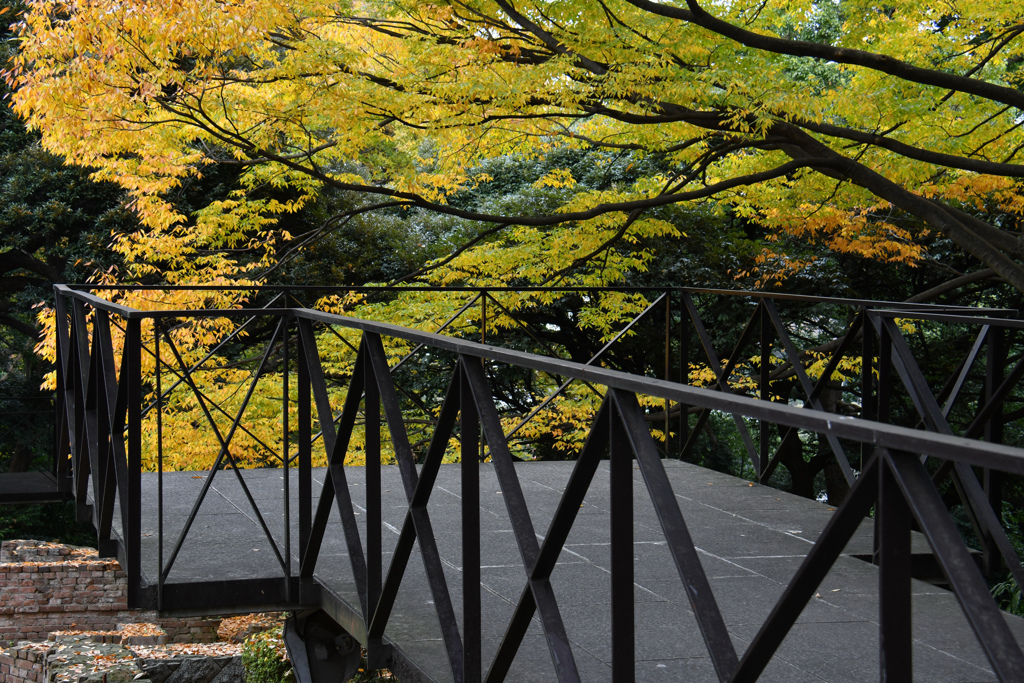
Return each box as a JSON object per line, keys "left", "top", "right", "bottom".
{"left": 0, "top": 541, "right": 219, "bottom": 645}
{"left": 0, "top": 633, "right": 245, "bottom": 683}
{"left": 0, "top": 541, "right": 277, "bottom": 683}
{"left": 136, "top": 654, "right": 244, "bottom": 683}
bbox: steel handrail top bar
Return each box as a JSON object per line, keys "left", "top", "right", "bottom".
{"left": 55, "top": 286, "right": 295, "bottom": 320}
{"left": 296, "top": 308, "right": 1021, "bottom": 473}
{"left": 55, "top": 283, "right": 1013, "bottom": 315}
{"left": 872, "top": 308, "right": 1024, "bottom": 328}
{"left": 56, "top": 284, "right": 1024, "bottom": 473}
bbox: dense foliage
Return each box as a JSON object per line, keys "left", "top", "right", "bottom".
{"left": 0, "top": 0, "right": 137, "bottom": 474}
{"left": 6, "top": 0, "right": 1023, "bottom": 296}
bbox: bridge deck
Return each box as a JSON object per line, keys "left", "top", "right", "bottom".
{"left": 118, "top": 460, "right": 1021, "bottom": 682}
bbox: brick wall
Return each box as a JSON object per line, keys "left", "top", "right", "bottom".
{"left": 0, "top": 541, "right": 219, "bottom": 645}
{"left": 0, "top": 642, "right": 49, "bottom": 683}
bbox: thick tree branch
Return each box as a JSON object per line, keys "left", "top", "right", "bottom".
{"left": 391, "top": 222, "right": 509, "bottom": 284}
{"left": 492, "top": 0, "right": 610, "bottom": 74}
{"left": 257, "top": 200, "right": 406, "bottom": 281}
{"left": 0, "top": 314, "right": 41, "bottom": 341}
{"left": 258, "top": 147, "right": 819, "bottom": 227}
{"left": 0, "top": 249, "right": 61, "bottom": 282}
{"left": 623, "top": 0, "right": 1024, "bottom": 111}
{"left": 383, "top": 160, "right": 822, "bottom": 283}
{"left": 537, "top": 209, "right": 646, "bottom": 285}
{"left": 790, "top": 117, "right": 1024, "bottom": 178}
{"left": 905, "top": 269, "right": 1000, "bottom": 303}
{"left": 765, "top": 121, "right": 1024, "bottom": 291}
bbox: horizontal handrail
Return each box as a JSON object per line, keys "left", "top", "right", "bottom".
{"left": 52, "top": 283, "right": 1024, "bottom": 474}
{"left": 293, "top": 308, "right": 1024, "bottom": 473}
{"left": 55, "top": 283, "right": 1016, "bottom": 315}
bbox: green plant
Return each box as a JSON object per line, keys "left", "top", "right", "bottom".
{"left": 991, "top": 500, "right": 1024, "bottom": 616}
{"left": 242, "top": 626, "right": 293, "bottom": 683}
{"left": 992, "top": 577, "right": 1024, "bottom": 616}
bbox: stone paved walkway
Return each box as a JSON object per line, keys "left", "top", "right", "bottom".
{"left": 127, "top": 461, "right": 1022, "bottom": 682}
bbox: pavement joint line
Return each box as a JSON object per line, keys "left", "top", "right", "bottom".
{"left": 563, "top": 541, "right": 669, "bottom": 546}
{"left": 721, "top": 554, "right": 811, "bottom": 559}
{"left": 910, "top": 640, "right": 995, "bottom": 673}
{"left": 524, "top": 477, "right": 561, "bottom": 492}
{"left": 672, "top": 492, "right": 822, "bottom": 545}
{"left": 691, "top": 547, "right": 760, "bottom": 575}
{"left": 558, "top": 547, "right": 589, "bottom": 562}
{"left": 435, "top": 485, "right": 463, "bottom": 501}
{"left": 478, "top": 562, "right": 588, "bottom": 569}
{"left": 710, "top": 574, "right": 764, "bottom": 579}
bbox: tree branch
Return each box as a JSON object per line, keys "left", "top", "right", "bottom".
{"left": 623, "top": 0, "right": 1024, "bottom": 111}
{"left": 0, "top": 314, "right": 41, "bottom": 341}
{"left": 258, "top": 148, "right": 819, "bottom": 227}
{"left": 0, "top": 249, "right": 61, "bottom": 281}
{"left": 905, "top": 269, "right": 1000, "bottom": 303}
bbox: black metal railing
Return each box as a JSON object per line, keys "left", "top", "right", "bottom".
{"left": 50, "top": 283, "right": 1024, "bottom": 681}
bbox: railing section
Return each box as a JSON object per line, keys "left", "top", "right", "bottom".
{"left": 51, "top": 284, "right": 1024, "bottom": 682}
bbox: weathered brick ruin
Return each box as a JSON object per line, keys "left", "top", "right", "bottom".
{"left": 0, "top": 541, "right": 249, "bottom": 683}
{"left": 0, "top": 540, "right": 219, "bottom": 644}
{"left": 1, "top": 633, "right": 245, "bottom": 683}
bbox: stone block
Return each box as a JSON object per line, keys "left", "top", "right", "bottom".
{"left": 137, "top": 659, "right": 179, "bottom": 683}
{"left": 208, "top": 658, "right": 244, "bottom": 683}
{"left": 165, "top": 657, "right": 222, "bottom": 683}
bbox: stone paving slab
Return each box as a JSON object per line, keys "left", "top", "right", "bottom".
{"left": 119, "top": 460, "right": 1020, "bottom": 681}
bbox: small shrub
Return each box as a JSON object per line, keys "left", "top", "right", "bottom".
{"left": 242, "top": 626, "right": 293, "bottom": 683}
{"left": 993, "top": 576, "right": 1024, "bottom": 616}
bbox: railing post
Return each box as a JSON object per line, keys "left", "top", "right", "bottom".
{"left": 283, "top": 306, "right": 292, "bottom": 602}
{"left": 609, "top": 396, "right": 635, "bottom": 682}
{"left": 876, "top": 314, "right": 892, "bottom": 425}
{"left": 871, "top": 314, "right": 892, "bottom": 564}
{"left": 480, "top": 289, "right": 487, "bottom": 346}
{"left": 860, "top": 309, "right": 874, "bottom": 472}
{"left": 126, "top": 317, "right": 143, "bottom": 607}
{"left": 759, "top": 301, "right": 772, "bottom": 480}
{"left": 878, "top": 452, "right": 912, "bottom": 681}
{"left": 297, "top": 318, "right": 312, "bottom": 582}
{"left": 460, "top": 359, "right": 481, "bottom": 683}
{"left": 70, "top": 298, "right": 91, "bottom": 522}
{"left": 51, "top": 297, "right": 61, "bottom": 482}
{"left": 480, "top": 291, "right": 487, "bottom": 465}
{"left": 94, "top": 310, "right": 114, "bottom": 555}
{"left": 155, "top": 319, "right": 164, "bottom": 611}
{"left": 365, "top": 335, "right": 382, "bottom": 653}
{"left": 982, "top": 324, "right": 1006, "bottom": 576}
{"left": 663, "top": 290, "right": 671, "bottom": 458}
{"left": 984, "top": 325, "right": 1005, "bottom": 446}
{"left": 678, "top": 290, "right": 689, "bottom": 457}
{"left": 54, "top": 292, "right": 72, "bottom": 492}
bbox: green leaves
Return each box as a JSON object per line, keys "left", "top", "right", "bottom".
{"left": 7, "top": 0, "right": 1024, "bottom": 292}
